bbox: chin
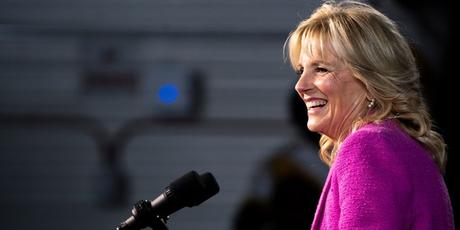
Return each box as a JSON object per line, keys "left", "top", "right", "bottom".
{"left": 307, "top": 122, "right": 321, "bottom": 133}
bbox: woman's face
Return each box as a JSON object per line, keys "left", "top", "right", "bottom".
{"left": 295, "top": 42, "right": 368, "bottom": 139}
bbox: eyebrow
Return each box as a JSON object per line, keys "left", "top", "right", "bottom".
{"left": 311, "top": 60, "right": 330, "bottom": 66}
{"left": 300, "top": 60, "right": 332, "bottom": 68}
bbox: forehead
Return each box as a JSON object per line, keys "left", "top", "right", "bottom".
{"left": 299, "top": 39, "right": 340, "bottom": 66}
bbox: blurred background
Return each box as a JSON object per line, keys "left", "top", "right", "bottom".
{"left": 0, "top": 0, "right": 457, "bottom": 229}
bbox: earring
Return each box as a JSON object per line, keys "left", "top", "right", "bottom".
{"left": 368, "top": 98, "right": 376, "bottom": 108}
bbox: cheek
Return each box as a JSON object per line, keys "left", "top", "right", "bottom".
{"left": 333, "top": 82, "right": 367, "bottom": 115}
{"left": 316, "top": 78, "right": 354, "bottom": 115}
{"left": 315, "top": 77, "right": 337, "bottom": 97}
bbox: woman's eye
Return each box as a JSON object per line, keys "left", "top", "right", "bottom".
{"left": 296, "top": 67, "right": 304, "bottom": 76}
{"left": 315, "top": 67, "right": 329, "bottom": 73}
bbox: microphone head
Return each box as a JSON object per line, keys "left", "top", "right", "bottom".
{"left": 199, "top": 172, "right": 220, "bottom": 202}
{"left": 167, "top": 171, "right": 220, "bottom": 207}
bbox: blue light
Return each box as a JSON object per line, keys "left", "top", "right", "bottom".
{"left": 157, "top": 83, "right": 179, "bottom": 105}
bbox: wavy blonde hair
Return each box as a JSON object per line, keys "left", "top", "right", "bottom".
{"left": 285, "top": 0, "right": 447, "bottom": 172}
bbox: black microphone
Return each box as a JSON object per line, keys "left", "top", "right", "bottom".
{"left": 116, "top": 171, "right": 220, "bottom": 230}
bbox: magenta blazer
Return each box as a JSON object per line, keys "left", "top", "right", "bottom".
{"left": 311, "top": 120, "right": 454, "bottom": 229}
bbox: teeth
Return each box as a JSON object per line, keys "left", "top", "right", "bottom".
{"left": 306, "top": 100, "right": 327, "bottom": 109}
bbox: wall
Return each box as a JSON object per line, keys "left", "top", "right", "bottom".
{"left": 0, "top": 1, "right": 322, "bottom": 229}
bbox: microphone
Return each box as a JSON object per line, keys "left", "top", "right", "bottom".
{"left": 116, "top": 171, "right": 220, "bottom": 230}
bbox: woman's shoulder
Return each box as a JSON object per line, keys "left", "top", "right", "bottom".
{"left": 336, "top": 119, "right": 426, "bottom": 168}
{"left": 343, "top": 119, "right": 406, "bottom": 148}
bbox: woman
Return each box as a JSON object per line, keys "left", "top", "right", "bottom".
{"left": 285, "top": 1, "right": 454, "bottom": 229}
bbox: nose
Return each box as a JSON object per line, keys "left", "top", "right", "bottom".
{"left": 295, "top": 73, "right": 313, "bottom": 96}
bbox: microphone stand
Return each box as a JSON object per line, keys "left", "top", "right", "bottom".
{"left": 117, "top": 200, "right": 169, "bottom": 230}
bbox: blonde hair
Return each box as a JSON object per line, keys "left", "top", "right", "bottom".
{"left": 285, "top": 0, "right": 447, "bottom": 172}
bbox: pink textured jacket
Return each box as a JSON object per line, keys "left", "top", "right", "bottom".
{"left": 311, "top": 120, "right": 454, "bottom": 229}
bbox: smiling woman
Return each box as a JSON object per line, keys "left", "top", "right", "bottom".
{"left": 284, "top": 0, "right": 454, "bottom": 229}
{"left": 293, "top": 42, "right": 368, "bottom": 141}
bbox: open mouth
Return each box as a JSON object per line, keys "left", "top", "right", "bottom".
{"left": 306, "top": 100, "right": 327, "bottom": 110}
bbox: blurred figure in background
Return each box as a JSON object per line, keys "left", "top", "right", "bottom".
{"left": 233, "top": 91, "right": 328, "bottom": 230}
{"left": 286, "top": 1, "right": 454, "bottom": 229}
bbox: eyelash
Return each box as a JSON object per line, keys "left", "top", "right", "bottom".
{"left": 296, "top": 66, "right": 329, "bottom": 76}
{"left": 296, "top": 67, "right": 304, "bottom": 76}
{"left": 315, "top": 67, "right": 329, "bottom": 73}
